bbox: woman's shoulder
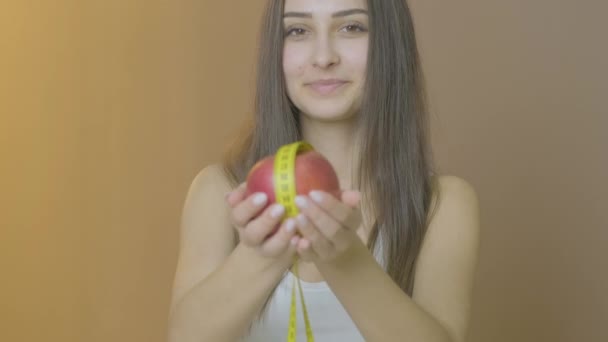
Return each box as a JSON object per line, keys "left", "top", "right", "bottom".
{"left": 182, "top": 163, "right": 236, "bottom": 216}
{"left": 192, "top": 163, "right": 235, "bottom": 193}
{"left": 433, "top": 174, "right": 477, "bottom": 198}
{"left": 427, "top": 174, "right": 479, "bottom": 224}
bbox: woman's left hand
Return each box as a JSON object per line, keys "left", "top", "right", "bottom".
{"left": 293, "top": 189, "right": 363, "bottom": 263}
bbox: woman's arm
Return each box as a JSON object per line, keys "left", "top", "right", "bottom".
{"left": 167, "top": 165, "right": 293, "bottom": 342}
{"left": 316, "top": 176, "right": 481, "bottom": 342}
{"left": 168, "top": 242, "right": 291, "bottom": 342}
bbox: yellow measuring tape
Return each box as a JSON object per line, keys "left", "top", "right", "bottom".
{"left": 273, "top": 141, "right": 315, "bottom": 342}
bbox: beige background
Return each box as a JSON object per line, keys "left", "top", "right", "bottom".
{"left": 1, "top": 1, "right": 606, "bottom": 341}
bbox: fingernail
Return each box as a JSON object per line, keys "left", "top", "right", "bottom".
{"left": 285, "top": 219, "right": 296, "bottom": 232}
{"left": 309, "top": 191, "right": 323, "bottom": 203}
{"left": 290, "top": 236, "right": 299, "bottom": 245}
{"left": 253, "top": 193, "right": 268, "bottom": 206}
{"left": 296, "top": 214, "right": 307, "bottom": 227}
{"left": 294, "top": 196, "right": 307, "bottom": 209}
{"left": 270, "top": 204, "right": 285, "bottom": 218}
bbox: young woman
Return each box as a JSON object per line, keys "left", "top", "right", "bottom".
{"left": 168, "top": 0, "right": 480, "bottom": 341}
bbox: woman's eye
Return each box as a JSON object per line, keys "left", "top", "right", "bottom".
{"left": 341, "top": 24, "right": 367, "bottom": 33}
{"left": 284, "top": 24, "right": 367, "bottom": 38}
{"left": 285, "top": 27, "right": 307, "bottom": 37}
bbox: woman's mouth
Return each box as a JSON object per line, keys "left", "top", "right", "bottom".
{"left": 307, "top": 80, "right": 349, "bottom": 96}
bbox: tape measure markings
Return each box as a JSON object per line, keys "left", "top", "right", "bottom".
{"left": 274, "top": 141, "right": 315, "bottom": 342}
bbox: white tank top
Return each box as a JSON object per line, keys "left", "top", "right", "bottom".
{"left": 239, "top": 238, "right": 385, "bottom": 342}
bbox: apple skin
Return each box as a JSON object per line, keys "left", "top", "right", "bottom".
{"left": 244, "top": 150, "right": 341, "bottom": 237}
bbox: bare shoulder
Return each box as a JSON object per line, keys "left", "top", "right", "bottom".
{"left": 423, "top": 174, "right": 480, "bottom": 260}
{"left": 181, "top": 162, "right": 236, "bottom": 249}
{"left": 178, "top": 163, "right": 235, "bottom": 238}
{"left": 169, "top": 163, "right": 236, "bottom": 315}
{"left": 412, "top": 175, "right": 481, "bottom": 342}
{"left": 433, "top": 175, "right": 479, "bottom": 209}
{"left": 191, "top": 163, "right": 235, "bottom": 195}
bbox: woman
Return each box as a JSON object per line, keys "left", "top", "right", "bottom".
{"left": 168, "top": 0, "right": 480, "bottom": 341}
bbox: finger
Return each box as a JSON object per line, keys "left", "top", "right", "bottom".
{"left": 309, "top": 190, "right": 362, "bottom": 231}
{"left": 296, "top": 195, "right": 343, "bottom": 243}
{"left": 295, "top": 211, "right": 334, "bottom": 259}
{"left": 297, "top": 238, "right": 316, "bottom": 262}
{"left": 340, "top": 190, "right": 362, "bottom": 209}
{"left": 341, "top": 190, "right": 363, "bottom": 232}
{"left": 226, "top": 182, "right": 247, "bottom": 207}
{"left": 299, "top": 213, "right": 352, "bottom": 254}
{"left": 241, "top": 203, "right": 286, "bottom": 246}
{"left": 287, "top": 235, "right": 301, "bottom": 256}
{"left": 259, "top": 218, "right": 298, "bottom": 257}
{"left": 230, "top": 192, "right": 269, "bottom": 228}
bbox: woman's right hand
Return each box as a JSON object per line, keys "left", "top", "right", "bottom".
{"left": 226, "top": 182, "right": 300, "bottom": 260}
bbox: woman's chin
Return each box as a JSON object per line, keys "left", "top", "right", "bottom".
{"left": 300, "top": 107, "right": 357, "bottom": 122}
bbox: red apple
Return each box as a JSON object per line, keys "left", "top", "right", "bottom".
{"left": 244, "top": 150, "right": 341, "bottom": 238}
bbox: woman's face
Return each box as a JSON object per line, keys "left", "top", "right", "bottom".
{"left": 282, "top": 0, "right": 369, "bottom": 122}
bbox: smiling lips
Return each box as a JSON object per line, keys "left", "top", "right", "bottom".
{"left": 307, "top": 79, "right": 349, "bottom": 95}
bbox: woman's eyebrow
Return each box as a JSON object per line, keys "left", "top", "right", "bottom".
{"left": 283, "top": 8, "right": 368, "bottom": 19}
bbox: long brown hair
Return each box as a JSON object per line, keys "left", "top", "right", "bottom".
{"left": 221, "top": 0, "right": 440, "bottom": 327}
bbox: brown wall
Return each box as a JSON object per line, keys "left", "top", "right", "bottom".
{"left": 1, "top": 1, "right": 605, "bottom": 341}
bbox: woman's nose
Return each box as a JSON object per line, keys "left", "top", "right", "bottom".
{"left": 312, "top": 35, "right": 340, "bottom": 69}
